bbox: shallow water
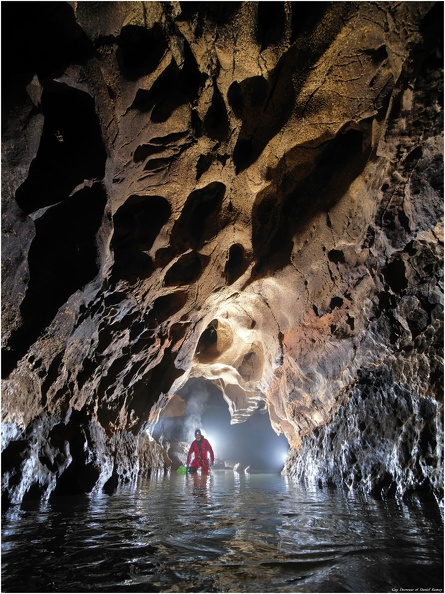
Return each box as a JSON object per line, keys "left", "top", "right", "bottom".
{"left": 1, "top": 471, "right": 443, "bottom": 593}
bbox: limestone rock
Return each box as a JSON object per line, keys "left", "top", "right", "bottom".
{"left": 1, "top": 1, "right": 443, "bottom": 507}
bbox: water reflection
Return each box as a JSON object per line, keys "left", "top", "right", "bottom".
{"left": 189, "top": 469, "right": 211, "bottom": 498}
{"left": 2, "top": 471, "right": 443, "bottom": 593}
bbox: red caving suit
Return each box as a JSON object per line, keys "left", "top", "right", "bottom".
{"left": 187, "top": 437, "right": 214, "bottom": 472}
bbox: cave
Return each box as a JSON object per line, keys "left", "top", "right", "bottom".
{"left": 153, "top": 378, "right": 289, "bottom": 474}
{"left": 1, "top": 2, "right": 443, "bottom": 593}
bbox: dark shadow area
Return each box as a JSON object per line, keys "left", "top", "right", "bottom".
{"left": 164, "top": 252, "right": 209, "bottom": 286}
{"left": 1, "top": 1, "right": 92, "bottom": 86}
{"left": 2, "top": 78, "right": 107, "bottom": 378}
{"left": 382, "top": 259, "right": 408, "bottom": 293}
{"left": 194, "top": 319, "right": 220, "bottom": 363}
{"left": 111, "top": 194, "right": 171, "bottom": 283}
{"left": 250, "top": 125, "right": 373, "bottom": 276}
{"left": 2, "top": 183, "right": 107, "bottom": 378}
{"left": 117, "top": 23, "right": 168, "bottom": 81}
{"left": 49, "top": 415, "right": 101, "bottom": 497}
{"left": 225, "top": 243, "right": 249, "bottom": 285}
{"left": 146, "top": 292, "right": 189, "bottom": 329}
{"left": 130, "top": 38, "right": 201, "bottom": 123}
{"left": 176, "top": 2, "right": 242, "bottom": 28}
{"left": 1, "top": 410, "right": 100, "bottom": 509}
{"left": 111, "top": 346, "right": 185, "bottom": 436}
{"left": 203, "top": 80, "right": 229, "bottom": 141}
{"left": 290, "top": 1, "right": 330, "bottom": 43}
{"left": 154, "top": 378, "right": 289, "bottom": 473}
{"left": 230, "top": 3, "right": 353, "bottom": 174}
{"left": 257, "top": 2, "right": 286, "bottom": 51}
{"left": 170, "top": 181, "right": 226, "bottom": 251}
{"left": 15, "top": 81, "right": 107, "bottom": 214}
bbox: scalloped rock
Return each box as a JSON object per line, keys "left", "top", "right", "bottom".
{"left": 1, "top": 1, "right": 443, "bottom": 507}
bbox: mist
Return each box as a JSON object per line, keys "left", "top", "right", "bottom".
{"left": 154, "top": 378, "right": 289, "bottom": 473}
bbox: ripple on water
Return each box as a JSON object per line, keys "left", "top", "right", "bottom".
{"left": 1, "top": 472, "right": 443, "bottom": 593}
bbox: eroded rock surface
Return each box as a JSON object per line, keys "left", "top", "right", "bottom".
{"left": 1, "top": 2, "right": 443, "bottom": 507}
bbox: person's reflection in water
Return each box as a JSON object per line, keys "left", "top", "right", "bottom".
{"left": 190, "top": 471, "right": 209, "bottom": 498}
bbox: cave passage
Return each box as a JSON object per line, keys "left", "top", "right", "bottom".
{"left": 154, "top": 378, "right": 289, "bottom": 473}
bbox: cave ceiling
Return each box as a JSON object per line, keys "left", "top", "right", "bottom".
{"left": 1, "top": 0, "right": 443, "bottom": 460}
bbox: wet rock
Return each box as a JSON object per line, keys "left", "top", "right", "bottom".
{"left": 1, "top": 2, "right": 443, "bottom": 506}
{"left": 286, "top": 365, "right": 443, "bottom": 502}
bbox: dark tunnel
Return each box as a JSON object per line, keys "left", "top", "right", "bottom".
{"left": 153, "top": 378, "right": 289, "bottom": 473}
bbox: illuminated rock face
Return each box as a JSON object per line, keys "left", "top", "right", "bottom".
{"left": 1, "top": 2, "right": 443, "bottom": 506}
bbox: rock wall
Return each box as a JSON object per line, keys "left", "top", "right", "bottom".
{"left": 287, "top": 366, "right": 443, "bottom": 501}
{"left": 1, "top": 2, "right": 443, "bottom": 507}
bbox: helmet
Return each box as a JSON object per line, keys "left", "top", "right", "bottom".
{"left": 195, "top": 429, "right": 202, "bottom": 436}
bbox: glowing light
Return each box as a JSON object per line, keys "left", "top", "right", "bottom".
{"left": 203, "top": 432, "right": 218, "bottom": 455}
